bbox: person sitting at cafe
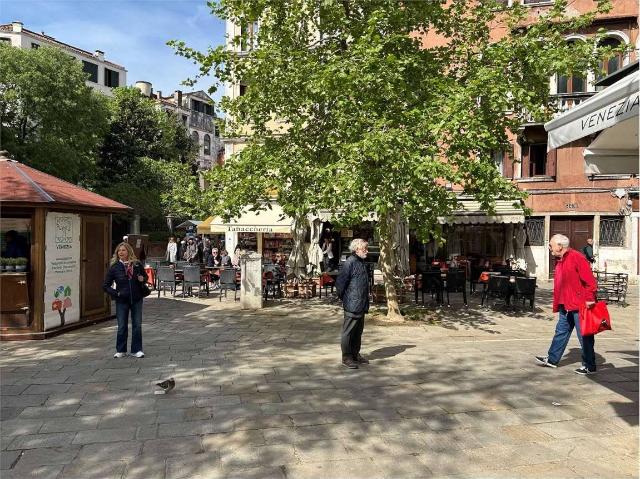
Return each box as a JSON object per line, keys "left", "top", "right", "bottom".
{"left": 207, "top": 248, "right": 223, "bottom": 267}
{"left": 220, "top": 249, "right": 232, "bottom": 267}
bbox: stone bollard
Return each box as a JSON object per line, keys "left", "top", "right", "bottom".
{"left": 240, "top": 252, "right": 263, "bottom": 309}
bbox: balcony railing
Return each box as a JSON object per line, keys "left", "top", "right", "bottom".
{"left": 553, "top": 92, "right": 595, "bottom": 116}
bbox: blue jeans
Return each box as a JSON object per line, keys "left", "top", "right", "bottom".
{"left": 115, "top": 300, "right": 143, "bottom": 353}
{"left": 548, "top": 307, "right": 596, "bottom": 371}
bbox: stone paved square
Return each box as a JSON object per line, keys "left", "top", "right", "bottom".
{"left": 1, "top": 285, "right": 637, "bottom": 478}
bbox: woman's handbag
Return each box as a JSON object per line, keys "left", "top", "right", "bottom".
{"left": 579, "top": 301, "right": 611, "bottom": 336}
{"left": 141, "top": 283, "right": 152, "bottom": 298}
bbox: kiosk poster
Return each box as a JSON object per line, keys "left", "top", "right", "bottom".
{"left": 44, "top": 213, "right": 81, "bottom": 330}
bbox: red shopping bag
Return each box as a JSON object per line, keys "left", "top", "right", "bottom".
{"left": 579, "top": 301, "right": 612, "bottom": 336}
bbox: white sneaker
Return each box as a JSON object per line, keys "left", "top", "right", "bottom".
{"left": 114, "top": 352, "right": 127, "bottom": 358}
{"left": 134, "top": 351, "right": 145, "bottom": 358}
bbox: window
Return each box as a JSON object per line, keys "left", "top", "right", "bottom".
{"left": 493, "top": 151, "right": 504, "bottom": 175}
{"left": 104, "top": 68, "right": 119, "bottom": 87}
{"left": 191, "top": 131, "right": 199, "bottom": 148}
{"left": 557, "top": 41, "right": 586, "bottom": 93}
{"left": 598, "top": 37, "right": 623, "bottom": 78}
{"left": 240, "top": 20, "right": 258, "bottom": 51}
{"left": 31, "top": 42, "right": 39, "bottom": 49}
{"left": 204, "top": 134, "right": 211, "bottom": 155}
{"left": 599, "top": 217, "right": 625, "bottom": 247}
{"left": 0, "top": 37, "right": 10, "bottom": 43}
{"left": 528, "top": 144, "right": 547, "bottom": 176}
{"left": 82, "top": 61, "right": 98, "bottom": 83}
{"left": 525, "top": 217, "right": 545, "bottom": 246}
{"left": 182, "top": 115, "right": 188, "bottom": 125}
{"left": 239, "top": 84, "right": 248, "bottom": 96}
{"left": 523, "top": 0, "right": 550, "bottom": 4}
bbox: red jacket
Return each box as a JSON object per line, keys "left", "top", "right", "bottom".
{"left": 552, "top": 248, "right": 597, "bottom": 313}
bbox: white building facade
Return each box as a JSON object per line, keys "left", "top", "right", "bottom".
{"left": 0, "top": 21, "right": 126, "bottom": 96}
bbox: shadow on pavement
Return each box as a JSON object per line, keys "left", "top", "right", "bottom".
{"left": 368, "top": 345, "right": 416, "bottom": 360}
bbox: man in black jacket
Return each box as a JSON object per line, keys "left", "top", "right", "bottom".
{"left": 335, "top": 238, "right": 370, "bottom": 369}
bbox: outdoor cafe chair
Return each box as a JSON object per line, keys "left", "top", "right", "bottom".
{"left": 219, "top": 269, "right": 239, "bottom": 301}
{"left": 481, "top": 275, "right": 511, "bottom": 307}
{"left": 319, "top": 272, "right": 336, "bottom": 298}
{"left": 418, "top": 271, "right": 443, "bottom": 305}
{"left": 469, "top": 265, "right": 485, "bottom": 294}
{"left": 157, "top": 266, "right": 182, "bottom": 297}
{"left": 182, "top": 265, "right": 208, "bottom": 297}
{"left": 514, "top": 277, "right": 536, "bottom": 310}
{"left": 445, "top": 270, "right": 467, "bottom": 306}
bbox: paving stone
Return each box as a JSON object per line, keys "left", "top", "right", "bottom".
{"left": 1, "top": 407, "right": 24, "bottom": 420}
{"left": 12, "top": 446, "right": 81, "bottom": 467}
{"left": 60, "top": 460, "right": 127, "bottom": 479}
{"left": 284, "top": 458, "right": 381, "bottom": 479}
{"left": 72, "top": 427, "right": 136, "bottom": 445}
{"left": 22, "top": 384, "right": 73, "bottom": 395}
{"left": 220, "top": 444, "right": 297, "bottom": 469}
{"left": 1, "top": 385, "right": 29, "bottom": 395}
{"left": 165, "top": 452, "right": 222, "bottom": 479}
{"left": 123, "top": 455, "right": 167, "bottom": 479}
{"left": 98, "top": 411, "right": 157, "bottom": 429}
{"left": 7, "top": 432, "right": 76, "bottom": 450}
{"left": 1, "top": 395, "right": 48, "bottom": 407}
{"left": 1, "top": 419, "right": 45, "bottom": 436}
{"left": 0, "top": 450, "right": 22, "bottom": 470}
{"left": 39, "top": 416, "right": 101, "bottom": 433}
{"left": 3, "top": 464, "right": 64, "bottom": 479}
{"left": 223, "top": 465, "right": 287, "bottom": 479}
{"left": 141, "top": 437, "right": 203, "bottom": 457}
{"left": 75, "top": 441, "right": 142, "bottom": 462}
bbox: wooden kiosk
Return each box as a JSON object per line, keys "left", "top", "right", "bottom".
{"left": 0, "top": 153, "right": 130, "bottom": 340}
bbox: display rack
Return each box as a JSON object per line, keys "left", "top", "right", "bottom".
{"left": 262, "top": 233, "right": 293, "bottom": 260}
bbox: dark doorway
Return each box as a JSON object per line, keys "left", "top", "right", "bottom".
{"left": 548, "top": 216, "right": 593, "bottom": 277}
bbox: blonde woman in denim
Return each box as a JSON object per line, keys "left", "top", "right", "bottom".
{"left": 103, "top": 242, "right": 148, "bottom": 358}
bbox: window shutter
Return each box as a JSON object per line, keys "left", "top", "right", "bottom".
{"left": 521, "top": 144, "right": 530, "bottom": 178}
{"left": 546, "top": 147, "right": 557, "bottom": 178}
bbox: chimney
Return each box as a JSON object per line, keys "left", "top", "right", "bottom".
{"left": 174, "top": 90, "right": 183, "bottom": 107}
{"left": 134, "top": 81, "right": 152, "bottom": 97}
{"left": 12, "top": 21, "right": 23, "bottom": 33}
{"left": 94, "top": 50, "right": 104, "bottom": 61}
{"left": 156, "top": 90, "right": 162, "bottom": 100}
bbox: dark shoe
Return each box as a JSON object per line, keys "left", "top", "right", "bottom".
{"left": 356, "top": 354, "right": 369, "bottom": 364}
{"left": 342, "top": 358, "right": 359, "bottom": 369}
{"left": 574, "top": 366, "right": 596, "bottom": 375}
{"left": 535, "top": 355, "right": 558, "bottom": 368}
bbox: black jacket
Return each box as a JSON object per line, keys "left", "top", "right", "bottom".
{"left": 103, "top": 261, "right": 148, "bottom": 304}
{"left": 335, "top": 254, "right": 370, "bottom": 315}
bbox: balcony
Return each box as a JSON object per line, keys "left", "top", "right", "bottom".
{"left": 189, "top": 111, "right": 215, "bottom": 133}
{"left": 553, "top": 92, "right": 596, "bottom": 116}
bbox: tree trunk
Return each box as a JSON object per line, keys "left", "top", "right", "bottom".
{"left": 378, "top": 209, "right": 403, "bottom": 321}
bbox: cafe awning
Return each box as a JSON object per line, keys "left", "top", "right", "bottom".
{"left": 438, "top": 199, "right": 524, "bottom": 225}
{"left": 215, "top": 204, "right": 294, "bottom": 233}
{"left": 545, "top": 70, "right": 639, "bottom": 150}
{"left": 197, "top": 216, "right": 215, "bottom": 234}
{"left": 583, "top": 115, "right": 639, "bottom": 175}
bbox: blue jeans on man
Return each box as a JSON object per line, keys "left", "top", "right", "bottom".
{"left": 548, "top": 306, "right": 596, "bottom": 371}
{"left": 115, "top": 300, "right": 143, "bottom": 353}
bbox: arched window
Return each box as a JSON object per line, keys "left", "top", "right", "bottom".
{"left": 598, "top": 37, "right": 623, "bottom": 78}
{"left": 191, "top": 131, "right": 200, "bottom": 152}
{"left": 204, "top": 134, "right": 211, "bottom": 155}
{"left": 557, "top": 41, "right": 585, "bottom": 94}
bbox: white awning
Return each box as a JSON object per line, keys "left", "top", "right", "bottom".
{"left": 438, "top": 199, "right": 524, "bottom": 225}
{"left": 213, "top": 204, "right": 293, "bottom": 233}
{"left": 545, "top": 71, "right": 639, "bottom": 150}
{"left": 583, "top": 115, "right": 639, "bottom": 175}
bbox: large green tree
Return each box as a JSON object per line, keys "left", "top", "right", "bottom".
{"left": 96, "top": 87, "right": 199, "bottom": 232}
{"left": 171, "top": 0, "right": 613, "bottom": 318}
{"left": 0, "top": 44, "right": 109, "bottom": 184}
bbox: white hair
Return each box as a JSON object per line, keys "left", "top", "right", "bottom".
{"left": 349, "top": 238, "right": 368, "bottom": 252}
{"left": 550, "top": 234, "right": 570, "bottom": 248}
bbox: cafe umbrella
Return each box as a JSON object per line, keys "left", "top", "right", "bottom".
{"left": 286, "top": 216, "right": 309, "bottom": 279}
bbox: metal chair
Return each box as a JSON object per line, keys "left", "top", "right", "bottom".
{"left": 514, "top": 277, "right": 536, "bottom": 310}
{"left": 157, "top": 266, "right": 182, "bottom": 297}
{"left": 182, "top": 265, "right": 208, "bottom": 297}
{"left": 481, "top": 276, "right": 511, "bottom": 307}
{"left": 419, "top": 271, "right": 443, "bottom": 305}
{"left": 319, "top": 273, "right": 335, "bottom": 298}
{"left": 219, "top": 269, "right": 239, "bottom": 301}
{"left": 469, "top": 265, "right": 485, "bottom": 294}
{"left": 445, "top": 270, "right": 467, "bottom": 306}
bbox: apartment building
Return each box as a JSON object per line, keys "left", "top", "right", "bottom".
{"left": 0, "top": 21, "right": 127, "bottom": 96}
{"left": 134, "top": 81, "right": 222, "bottom": 171}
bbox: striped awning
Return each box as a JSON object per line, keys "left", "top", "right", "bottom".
{"left": 438, "top": 199, "right": 524, "bottom": 225}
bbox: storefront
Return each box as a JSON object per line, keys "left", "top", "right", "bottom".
{"left": 0, "top": 154, "right": 130, "bottom": 340}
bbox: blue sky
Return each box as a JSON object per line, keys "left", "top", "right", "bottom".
{"left": 1, "top": 0, "right": 226, "bottom": 102}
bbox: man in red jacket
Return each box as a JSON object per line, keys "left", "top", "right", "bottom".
{"left": 536, "top": 234, "right": 598, "bottom": 375}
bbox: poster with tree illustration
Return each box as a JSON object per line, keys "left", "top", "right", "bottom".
{"left": 51, "top": 285, "right": 72, "bottom": 326}
{"left": 44, "top": 213, "right": 80, "bottom": 330}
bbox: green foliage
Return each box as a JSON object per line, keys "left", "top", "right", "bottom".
{"left": 0, "top": 44, "right": 109, "bottom": 184}
{"left": 97, "top": 87, "right": 198, "bottom": 184}
{"left": 171, "top": 0, "right": 613, "bottom": 242}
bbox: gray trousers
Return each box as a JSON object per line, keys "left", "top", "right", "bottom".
{"left": 341, "top": 311, "right": 364, "bottom": 360}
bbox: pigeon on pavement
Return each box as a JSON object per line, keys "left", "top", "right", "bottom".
{"left": 155, "top": 378, "right": 175, "bottom": 394}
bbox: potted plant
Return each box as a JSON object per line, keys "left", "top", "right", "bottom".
{"left": 0, "top": 257, "right": 6, "bottom": 272}
{"left": 5, "top": 258, "right": 16, "bottom": 272}
{"left": 15, "top": 257, "right": 28, "bottom": 272}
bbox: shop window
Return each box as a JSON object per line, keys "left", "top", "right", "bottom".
{"left": 599, "top": 217, "right": 625, "bottom": 247}
{"left": 598, "top": 37, "right": 623, "bottom": 78}
{"left": 525, "top": 217, "right": 544, "bottom": 246}
{"left": 1, "top": 219, "right": 31, "bottom": 261}
{"left": 82, "top": 61, "right": 98, "bottom": 83}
